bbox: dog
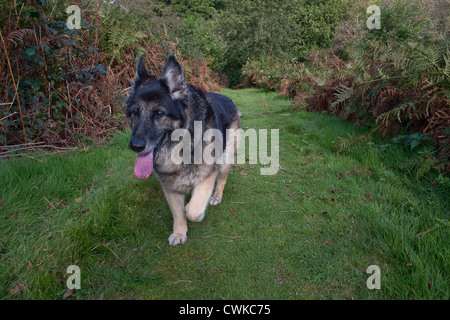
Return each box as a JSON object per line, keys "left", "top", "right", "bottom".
{"left": 125, "top": 54, "right": 241, "bottom": 246}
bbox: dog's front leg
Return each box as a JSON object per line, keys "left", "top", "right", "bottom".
{"left": 162, "top": 187, "right": 187, "bottom": 246}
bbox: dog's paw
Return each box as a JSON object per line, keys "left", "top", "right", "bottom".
{"left": 209, "top": 195, "right": 222, "bottom": 206}
{"left": 168, "top": 233, "right": 187, "bottom": 246}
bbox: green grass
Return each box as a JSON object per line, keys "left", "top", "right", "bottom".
{"left": 1, "top": 88, "right": 449, "bottom": 299}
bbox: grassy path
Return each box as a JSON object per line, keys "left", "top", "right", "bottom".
{"left": 1, "top": 89, "right": 448, "bottom": 299}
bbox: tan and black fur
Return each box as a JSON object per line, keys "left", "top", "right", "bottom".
{"left": 126, "top": 55, "right": 241, "bottom": 245}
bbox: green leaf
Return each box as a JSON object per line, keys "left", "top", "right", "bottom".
{"left": 35, "top": 118, "right": 44, "bottom": 128}
{"left": 410, "top": 139, "right": 421, "bottom": 150}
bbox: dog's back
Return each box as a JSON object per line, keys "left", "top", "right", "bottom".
{"left": 206, "top": 91, "right": 240, "bottom": 151}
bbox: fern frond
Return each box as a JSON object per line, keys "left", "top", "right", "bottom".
{"left": 335, "top": 130, "right": 375, "bottom": 153}
{"left": 346, "top": 45, "right": 365, "bottom": 62}
{"left": 402, "top": 152, "right": 441, "bottom": 180}
{"left": 376, "top": 103, "right": 408, "bottom": 127}
{"left": 331, "top": 84, "right": 354, "bottom": 109}
{"left": 5, "top": 28, "right": 35, "bottom": 45}
{"left": 444, "top": 47, "right": 450, "bottom": 77}
{"left": 391, "top": 49, "right": 410, "bottom": 70}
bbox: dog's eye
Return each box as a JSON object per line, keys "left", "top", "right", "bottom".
{"left": 130, "top": 108, "right": 139, "bottom": 116}
{"left": 154, "top": 110, "right": 165, "bottom": 118}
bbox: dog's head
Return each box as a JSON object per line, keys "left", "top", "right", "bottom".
{"left": 126, "top": 54, "right": 187, "bottom": 179}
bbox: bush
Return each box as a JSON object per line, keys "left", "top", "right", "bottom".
{"left": 217, "top": 0, "right": 350, "bottom": 86}
{"left": 0, "top": 0, "right": 220, "bottom": 147}
{"left": 241, "top": 0, "right": 449, "bottom": 171}
{"left": 326, "top": 0, "right": 449, "bottom": 160}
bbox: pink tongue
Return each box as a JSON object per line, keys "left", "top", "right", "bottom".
{"left": 134, "top": 151, "right": 153, "bottom": 179}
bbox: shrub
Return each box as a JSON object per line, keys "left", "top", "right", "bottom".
{"left": 308, "top": 0, "right": 449, "bottom": 165}
{"left": 0, "top": 0, "right": 220, "bottom": 148}
{"left": 217, "top": 0, "right": 350, "bottom": 86}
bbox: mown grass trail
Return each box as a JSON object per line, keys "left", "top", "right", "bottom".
{"left": 0, "top": 89, "right": 448, "bottom": 299}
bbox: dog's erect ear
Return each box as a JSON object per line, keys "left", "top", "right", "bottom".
{"left": 136, "top": 55, "right": 156, "bottom": 84}
{"left": 162, "top": 54, "right": 186, "bottom": 99}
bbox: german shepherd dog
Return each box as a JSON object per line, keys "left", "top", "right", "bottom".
{"left": 126, "top": 55, "right": 241, "bottom": 246}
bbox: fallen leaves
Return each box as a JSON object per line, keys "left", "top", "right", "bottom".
{"left": 62, "top": 288, "right": 74, "bottom": 300}
{"left": 234, "top": 165, "right": 255, "bottom": 177}
{"left": 9, "top": 283, "right": 25, "bottom": 297}
{"left": 229, "top": 208, "right": 243, "bottom": 226}
{"left": 336, "top": 166, "right": 373, "bottom": 180}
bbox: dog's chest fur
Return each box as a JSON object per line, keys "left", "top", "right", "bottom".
{"left": 153, "top": 141, "right": 216, "bottom": 193}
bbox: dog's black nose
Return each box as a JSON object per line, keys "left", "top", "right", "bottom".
{"left": 130, "top": 137, "right": 146, "bottom": 153}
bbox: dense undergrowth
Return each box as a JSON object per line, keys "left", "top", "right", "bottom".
{"left": 243, "top": 0, "right": 450, "bottom": 175}
{"left": 0, "top": 0, "right": 221, "bottom": 147}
